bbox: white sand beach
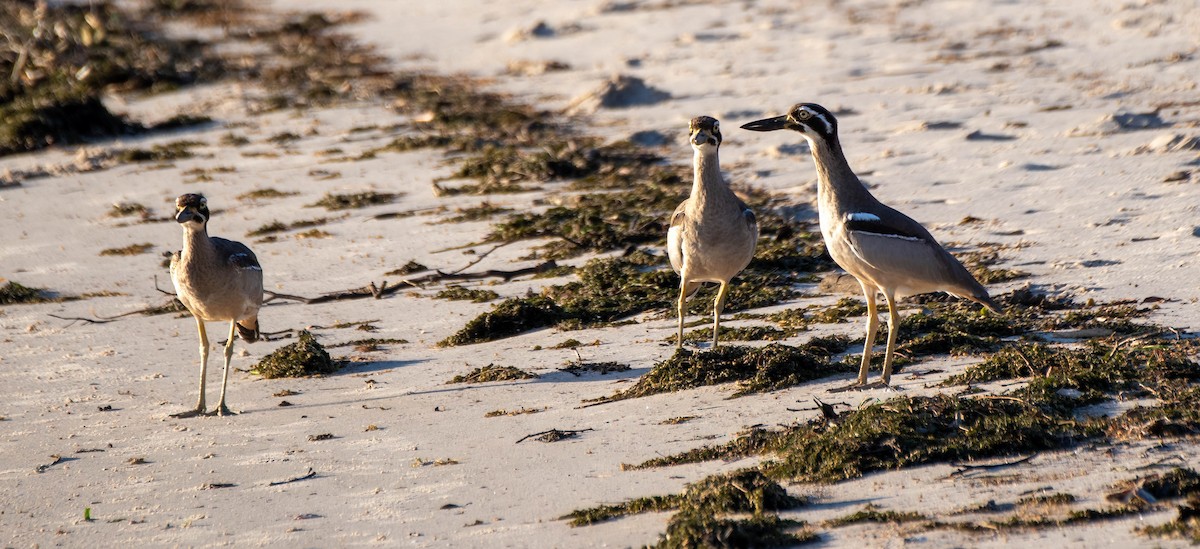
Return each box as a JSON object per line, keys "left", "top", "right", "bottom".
{"left": 2, "top": 0, "right": 1199, "bottom": 546}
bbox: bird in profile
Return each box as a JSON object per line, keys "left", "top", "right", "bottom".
{"left": 169, "top": 193, "right": 263, "bottom": 416}
{"left": 668, "top": 116, "right": 758, "bottom": 349}
{"left": 742, "top": 103, "right": 1001, "bottom": 388}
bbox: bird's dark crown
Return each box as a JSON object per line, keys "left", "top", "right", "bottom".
{"left": 689, "top": 116, "right": 722, "bottom": 146}
{"left": 175, "top": 193, "right": 210, "bottom": 222}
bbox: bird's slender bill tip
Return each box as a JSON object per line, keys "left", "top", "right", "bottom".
{"left": 740, "top": 114, "right": 790, "bottom": 132}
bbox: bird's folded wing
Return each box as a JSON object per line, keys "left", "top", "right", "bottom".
{"left": 846, "top": 230, "right": 959, "bottom": 290}
{"left": 667, "top": 206, "right": 686, "bottom": 274}
{"left": 228, "top": 252, "right": 262, "bottom": 271}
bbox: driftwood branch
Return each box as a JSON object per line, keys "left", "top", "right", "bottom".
{"left": 305, "top": 260, "right": 558, "bottom": 304}
{"left": 949, "top": 453, "right": 1036, "bottom": 477}
{"left": 268, "top": 467, "right": 317, "bottom": 486}
{"left": 516, "top": 428, "right": 594, "bottom": 444}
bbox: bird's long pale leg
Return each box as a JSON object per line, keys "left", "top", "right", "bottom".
{"left": 857, "top": 281, "right": 879, "bottom": 385}
{"left": 712, "top": 281, "right": 731, "bottom": 349}
{"left": 880, "top": 290, "right": 901, "bottom": 385}
{"left": 172, "top": 319, "right": 209, "bottom": 418}
{"left": 677, "top": 280, "right": 689, "bottom": 350}
{"left": 210, "top": 320, "right": 238, "bottom": 416}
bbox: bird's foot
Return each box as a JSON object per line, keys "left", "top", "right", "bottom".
{"left": 205, "top": 404, "right": 237, "bottom": 417}
{"left": 828, "top": 380, "right": 891, "bottom": 393}
{"left": 170, "top": 407, "right": 206, "bottom": 419}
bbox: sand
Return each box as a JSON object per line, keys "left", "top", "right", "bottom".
{"left": 2, "top": 0, "right": 1199, "bottom": 546}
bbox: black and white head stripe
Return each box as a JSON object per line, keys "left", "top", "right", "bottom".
{"left": 789, "top": 103, "right": 837, "bottom": 139}
{"left": 175, "top": 193, "right": 210, "bottom": 222}
{"left": 844, "top": 212, "right": 923, "bottom": 241}
{"left": 689, "top": 116, "right": 722, "bottom": 146}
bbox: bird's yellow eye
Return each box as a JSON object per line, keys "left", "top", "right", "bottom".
{"left": 794, "top": 109, "right": 811, "bottom": 121}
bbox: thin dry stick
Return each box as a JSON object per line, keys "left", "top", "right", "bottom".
{"left": 268, "top": 467, "right": 317, "bottom": 486}
{"left": 516, "top": 428, "right": 594, "bottom": 444}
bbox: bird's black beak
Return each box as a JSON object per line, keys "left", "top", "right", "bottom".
{"left": 740, "top": 115, "right": 791, "bottom": 132}
{"left": 175, "top": 208, "right": 196, "bottom": 224}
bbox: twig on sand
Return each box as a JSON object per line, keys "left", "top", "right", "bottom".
{"left": 305, "top": 260, "right": 558, "bottom": 304}
{"left": 35, "top": 454, "right": 67, "bottom": 473}
{"left": 949, "top": 454, "right": 1036, "bottom": 477}
{"left": 268, "top": 467, "right": 317, "bottom": 486}
{"left": 516, "top": 428, "right": 594, "bottom": 444}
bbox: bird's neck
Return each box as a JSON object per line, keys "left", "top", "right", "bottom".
{"left": 691, "top": 148, "right": 729, "bottom": 207}
{"left": 181, "top": 226, "right": 214, "bottom": 260}
{"left": 810, "top": 136, "right": 872, "bottom": 207}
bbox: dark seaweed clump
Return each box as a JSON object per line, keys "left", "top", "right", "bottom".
{"left": 446, "top": 364, "right": 536, "bottom": 384}
{"left": 0, "top": 0, "right": 223, "bottom": 156}
{"left": 309, "top": 191, "right": 400, "bottom": 210}
{"left": 589, "top": 337, "right": 852, "bottom": 405}
{"left": 567, "top": 470, "right": 814, "bottom": 547}
{"left": 435, "top": 285, "right": 500, "bottom": 303}
{"left": 253, "top": 330, "right": 340, "bottom": 378}
{"left": 439, "top": 249, "right": 806, "bottom": 346}
{"left": 0, "top": 280, "right": 54, "bottom": 304}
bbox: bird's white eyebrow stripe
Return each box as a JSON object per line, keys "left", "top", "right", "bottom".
{"left": 846, "top": 212, "right": 880, "bottom": 222}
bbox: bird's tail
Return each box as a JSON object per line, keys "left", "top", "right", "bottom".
{"left": 236, "top": 318, "right": 260, "bottom": 343}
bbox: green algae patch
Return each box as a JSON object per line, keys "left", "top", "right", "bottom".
{"left": 253, "top": 330, "right": 340, "bottom": 378}
{"left": 588, "top": 337, "right": 852, "bottom": 405}
{"left": 446, "top": 364, "right": 536, "bottom": 384}
{"left": 435, "top": 285, "right": 499, "bottom": 303}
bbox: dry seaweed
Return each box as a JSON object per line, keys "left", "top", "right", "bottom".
{"left": 440, "top": 250, "right": 804, "bottom": 346}
{"left": 655, "top": 513, "right": 813, "bottom": 548}
{"left": 237, "top": 188, "right": 298, "bottom": 201}
{"left": 1139, "top": 496, "right": 1200, "bottom": 543}
{"left": 446, "top": 364, "right": 536, "bottom": 384}
{"left": 0, "top": 280, "right": 57, "bottom": 304}
{"left": 99, "top": 243, "right": 153, "bottom": 256}
{"left": 568, "top": 469, "right": 806, "bottom": 534}
{"left": 107, "top": 202, "right": 151, "bottom": 218}
{"left": 824, "top": 505, "right": 927, "bottom": 527}
{"left": 675, "top": 325, "right": 797, "bottom": 344}
{"left": 589, "top": 337, "right": 852, "bottom": 405}
{"left": 253, "top": 330, "right": 340, "bottom": 378}
{"left": 116, "top": 140, "right": 204, "bottom": 163}
{"left": 309, "top": 191, "right": 400, "bottom": 210}
{"left": 0, "top": 1, "right": 224, "bottom": 156}
{"left": 434, "top": 285, "right": 499, "bottom": 303}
